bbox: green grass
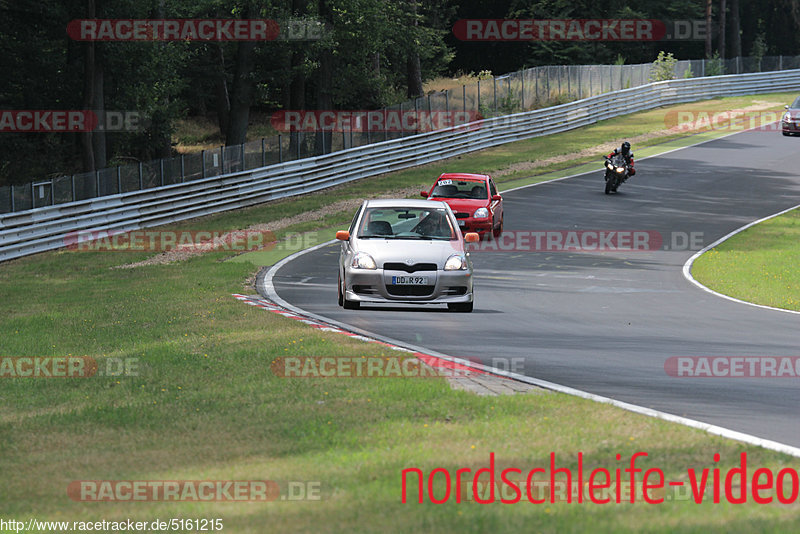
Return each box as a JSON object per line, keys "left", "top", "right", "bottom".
{"left": 692, "top": 209, "right": 800, "bottom": 311}
{"left": 2, "top": 93, "right": 800, "bottom": 532}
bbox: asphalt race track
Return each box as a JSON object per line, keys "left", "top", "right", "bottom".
{"left": 267, "top": 128, "right": 800, "bottom": 448}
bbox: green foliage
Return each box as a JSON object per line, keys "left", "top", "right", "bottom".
{"left": 649, "top": 51, "right": 677, "bottom": 82}
{"left": 706, "top": 51, "right": 726, "bottom": 77}
{"left": 614, "top": 54, "right": 626, "bottom": 66}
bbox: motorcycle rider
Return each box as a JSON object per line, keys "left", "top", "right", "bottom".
{"left": 605, "top": 141, "right": 635, "bottom": 176}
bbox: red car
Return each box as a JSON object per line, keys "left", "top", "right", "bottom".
{"left": 421, "top": 173, "right": 503, "bottom": 239}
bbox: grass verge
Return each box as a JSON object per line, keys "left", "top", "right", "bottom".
{"left": 692, "top": 208, "right": 800, "bottom": 311}
{"left": 2, "top": 93, "right": 800, "bottom": 532}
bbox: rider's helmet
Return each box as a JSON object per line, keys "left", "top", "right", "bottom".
{"left": 621, "top": 141, "right": 631, "bottom": 155}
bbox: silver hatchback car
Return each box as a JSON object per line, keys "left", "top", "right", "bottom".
{"left": 336, "top": 199, "right": 479, "bottom": 312}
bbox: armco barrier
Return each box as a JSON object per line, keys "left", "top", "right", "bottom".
{"left": 2, "top": 70, "right": 799, "bottom": 262}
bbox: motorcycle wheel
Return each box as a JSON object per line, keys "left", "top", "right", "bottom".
{"left": 605, "top": 174, "right": 614, "bottom": 194}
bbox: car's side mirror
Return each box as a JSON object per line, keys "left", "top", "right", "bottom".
{"left": 335, "top": 231, "right": 350, "bottom": 241}
{"left": 420, "top": 191, "right": 429, "bottom": 198}
{"left": 491, "top": 194, "right": 502, "bottom": 201}
{"left": 464, "top": 232, "right": 480, "bottom": 243}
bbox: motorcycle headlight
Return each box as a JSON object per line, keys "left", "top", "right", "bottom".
{"left": 616, "top": 167, "right": 625, "bottom": 173}
{"left": 444, "top": 254, "right": 468, "bottom": 271}
{"left": 473, "top": 207, "right": 489, "bottom": 219}
{"left": 351, "top": 252, "right": 377, "bottom": 270}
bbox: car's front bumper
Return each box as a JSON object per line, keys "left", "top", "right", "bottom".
{"left": 782, "top": 120, "right": 800, "bottom": 133}
{"left": 456, "top": 218, "right": 493, "bottom": 236}
{"left": 344, "top": 267, "right": 473, "bottom": 304}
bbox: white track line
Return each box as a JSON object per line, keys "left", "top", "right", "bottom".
{"left": 260, "top": 123, "right": 800, "bottom": 458}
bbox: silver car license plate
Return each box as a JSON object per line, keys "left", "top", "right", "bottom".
{"left": 391, "top": 276, "right": 427, "bottom": 285}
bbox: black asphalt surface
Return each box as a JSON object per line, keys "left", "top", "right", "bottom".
{"left": 268, "top": 129, "right": 800, "bottom": 448}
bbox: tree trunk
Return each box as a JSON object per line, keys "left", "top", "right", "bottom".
{"left": 214, "top": 45, "right": 230, "bottom": 137}
{"left": 719, "top": 0, "right": 727, "bottom": 59}
{"left": 731, "top": 0, "right": 741, "bottom": 58}
{"left": 315, "top": 0, "right": 334, "bottom": 155}
{"left": 406, "top": 0, "right": 423, "bottom": 98}
{"left": 705, "top": 0, "right": 713, "bottom": 58}
{"left": 225, "top": 41, "right": 256, "bottom": 147}
{"left": 80, "top": 0, "right": 106, "bottom": 174}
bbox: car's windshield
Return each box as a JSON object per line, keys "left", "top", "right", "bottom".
{"left": 357, "top": 207, "right": 456, "bottom": 240}
{"left": 429, "top": 178, "right": 488, "bottom": 200}
{"left": 792, "top": 96, "right": 800, "bottom": 108}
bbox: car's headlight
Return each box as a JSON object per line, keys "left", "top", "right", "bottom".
{"left": 444, "top": 254, "right": 468, "bottom": 271}
{"left": 351, "top": 252, "right": 377, "bottom": 270}
{"left": 783, "top": 113, "right": 791, "bottom": 122}
{"left": 473, "top": 207, "right": 489, "bottom": 219}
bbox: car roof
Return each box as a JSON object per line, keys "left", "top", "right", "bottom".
{"left": 364, "top": 198, "right": 449, "bottom": 209}
{"left": 437, "top": 172, "right": 490, "bottom": 181}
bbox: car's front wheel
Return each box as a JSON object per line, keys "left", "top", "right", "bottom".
{"left": 493, "top": 216, "right": 503, "bottom": 239}
{"left": 448, "top": 301, "right": 473, "bottom": 312}
{"left": 337, "top": 273, "right": 344, "bottom": 307}
{"left": 341, "top": 274, "right": 360, "bottom": 309}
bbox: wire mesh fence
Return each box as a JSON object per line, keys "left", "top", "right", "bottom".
{"left": 3, "top": 55, "right": 798, "bottom": 214}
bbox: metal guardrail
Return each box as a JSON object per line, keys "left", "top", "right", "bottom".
{"left": 2, "top": 70, "right": 799, "bottom": 262}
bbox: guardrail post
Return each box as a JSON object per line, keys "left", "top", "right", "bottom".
{"left": 521, "top": 74, "right": 524, "bottom": 109}
{"left": 779, "top": 55, "right": 783, "bottom": 70}
{"left": 201, "top": 150, "right": 206, "bottom": 179}
{"left": 296, "top": 133, "right": 301, "bottom": 159}
{"left": 180, "top": 154, "right": 185, "bottom": 182}
{"left": 477, "top": 80, "right": 481, "bottom": 114}
{"left": 278, "top": 135, "right": 282, "bottom": 163}
{"left": 138, "top": 162, "right": 143, "bottom": 189}
{"left": 50, "top": 179, "right": 54, "bottom": 205}
{"left": 95, "top": 170, "right": 100, "bottom": 197}
{"left": 261, "top": 138, "right": 266, "bottom": 167}
{"left": 240, "top": 143, "right": 245, "bottom": 171}
{"left": 117, "top": 166, "right": 122, "bottom": 193}
{"left": 445, "top": 89, "right": 449, "bottom": 113}
{"left": 10, "top": 184, "right": 14, "bottom": 212}
{"left": 160, "top": 159, "right": 165, "bottom": 186}
{"left": 462, "top": 85, "right": 466, "bottom": 114}
{"left": 493, "top": 76, "right": 497, "bottom": 113}
{"left": 31, "top": 181, "right": 35, "bottom": 208}
{"left": 219, "top": 146, "right": 224, "bottom": 173}
{"left": 578, "top": 68, "right": 582, "bottom": 99}
{"left": 71, "top": 175, "right": 75, "bottom": 201}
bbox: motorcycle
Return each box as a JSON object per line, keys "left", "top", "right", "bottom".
{"left": 603, "top": 153, "right": 629, "bottom": 194}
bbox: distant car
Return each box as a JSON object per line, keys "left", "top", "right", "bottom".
{"left": 421, "top": 173, "right": 503, "bottom": 239}
{"left": 336, "top": 199, "right": 479, "bottom": 312}
{"left": 782, "top": 96, "right": 800, "bottom": 135}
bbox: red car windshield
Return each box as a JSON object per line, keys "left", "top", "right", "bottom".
{"left": 430, "top": 178, "right": 488, "bottom": 200}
